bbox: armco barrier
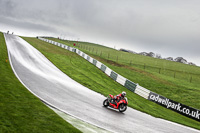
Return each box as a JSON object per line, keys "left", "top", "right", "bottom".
{"left": 89, "top": 57, "right": 93, "bottom": 63}
{"left": 87, "top": 55, "right": 90, "bottom": 61}
{"left": 96, "top": 61, "right": 102, "bottom": 69}
{"left": 38, "top": 37, "right": 200, "bottom": 122}
{"left": 124, "top": 79, "right": 137, "bottom": 92}
{"left": 135, "top": 85, "right": 150, "bottom": 99}
{"left": 105, "top": 67, "right": 112, "bottom": 76}
{"left": 88, "top": 56, "right": 93, "bottom": 64}
{"left": 82, "top": 53, "right": 85, "bottom": 58}
{"left": 65, "top": 45, "right": 68, "bottom": 50}
{"left": 110, "top": 71, "right": 118, "bottom": 81}
{"left": 116, "top": 74, "right": 126, "bottom": 86}
{"left": 79, "top": 50, "right": 82, "bottom": 56}
{"left": 93, "top": 59, "right": 97, "bottom": 66}
{"left": 78, "top": 50, "right": 81, "bottom": 54}
{"left": 100, "top": 64, "right": 107, "bottom": 73}
{"left": 84, "top": 54, "right": 88, "bottom": 60}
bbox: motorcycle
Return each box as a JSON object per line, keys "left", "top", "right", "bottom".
{"left": 103, "top": 94, "right": 128, "bottom": 112}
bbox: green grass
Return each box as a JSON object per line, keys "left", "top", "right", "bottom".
{"left": 51, "top": 39, "right": 200, "bottom": 73}
{"left": 53, "top": 39, "right": 200, "bottom": 85}
{"left": 22, "top": 37, "right": 200, "bottom": 130}
{"left": 0, "top": 33, "right": 81, "bottom": 133}
{"left": 50, "top": 38, "right": 200, "bottom": 110}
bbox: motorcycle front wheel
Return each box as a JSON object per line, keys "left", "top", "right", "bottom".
{"left": 119, "top": 104, "right": 127, "bottom": 112}
{"left": 103, "top": 99, "right": 109, "bottom": 107}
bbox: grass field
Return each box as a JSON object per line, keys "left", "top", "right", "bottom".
{"left": 49, "top": 38, "right": 200, "bottom": 110}
{"left": 22, "top": 37, "right": 200, "bottom": 130}
{"left": 0, "top": 33, "right": 81, "bottom": 133}
{"left": 49, "top": 39, "right": 200, "bottom": 95}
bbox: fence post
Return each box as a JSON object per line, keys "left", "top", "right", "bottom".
{"left": 159, "top": 68, "right": 161, "bottom": 74}
{"left": 190, "top": 76, "right": 192, "bottom": 83}
{"left": 130, "top": 60, "right": 132, "bottom": 65}
{"left": 108, "top": 53, "right": 110, "bottom": 59}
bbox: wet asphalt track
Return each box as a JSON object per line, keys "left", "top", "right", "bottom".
{"left": 4, "top": 34, "right": 200, "bottom": 133}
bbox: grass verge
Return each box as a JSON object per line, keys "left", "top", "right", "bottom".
{"left": 0, "top": 33, "right": 81, "bottom": 133}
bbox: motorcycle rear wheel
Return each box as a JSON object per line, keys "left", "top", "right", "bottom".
{"left": 119, "top": 104, "right": 127, "bottom": 112}
{"left": 103, "top": 99, "right": 109, "bottom": 107}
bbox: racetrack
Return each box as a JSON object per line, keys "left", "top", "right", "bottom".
{"left": 4, "top": 34, "right": 200, "bottom": 133}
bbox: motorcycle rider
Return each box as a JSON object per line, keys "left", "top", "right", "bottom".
{"left": 112, "top": 91, "right": 126, "bottom": 106}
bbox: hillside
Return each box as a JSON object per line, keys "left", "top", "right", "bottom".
{"left": 49, "top": 38, "right": 200, "bottom": 110}
{"left": 22, "top": 37, "right": 200, "bottom": 130}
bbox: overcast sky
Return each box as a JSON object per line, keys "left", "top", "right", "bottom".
{"left": 1, "top": 0, "right": 200, "bottom": 66}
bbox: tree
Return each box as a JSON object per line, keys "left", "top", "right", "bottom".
{"left": 139, "top": 52, "right": 148, "bottom": 56}
{"left": 165, "top": 57, "right": 173, "bottom": 61}
{"left": 174, "top": 57, "right": 187, "bottom": 64}
{"left": 156, "top": 54, "right": 162, "bottom": 59}
{"left": 119, "top": 48, "right": 129, "bottom": 52}
{"left": 188, "top": 62, "right": 196, "bottom": 66}
{"left": 147, "top": 52, "right": 155, "bottom": 57}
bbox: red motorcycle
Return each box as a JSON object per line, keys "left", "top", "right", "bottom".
{"left": 103, "top": 94, "right": 128, "bottom": 112}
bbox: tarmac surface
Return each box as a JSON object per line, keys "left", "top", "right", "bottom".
{"left": 4, "top": 34, "right": 200, "bottom": 133}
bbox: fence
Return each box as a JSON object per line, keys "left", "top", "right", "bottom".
{"left": 77, "top": 45, "right": 199, "bottom": 84}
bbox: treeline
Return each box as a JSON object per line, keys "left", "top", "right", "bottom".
{"left": 119, "top": 48, "right": 196, "bottom": 66}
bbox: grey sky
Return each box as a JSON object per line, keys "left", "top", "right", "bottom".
{"left": 1, "top": 0, "right": 200, "bottom": 66}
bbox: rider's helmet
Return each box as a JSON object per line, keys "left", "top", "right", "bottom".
{"left": 121, "top": 91, "right": 126, "bottom": 97}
